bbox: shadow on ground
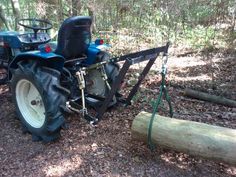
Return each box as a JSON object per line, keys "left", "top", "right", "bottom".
{"left": 0, "top": 53, "right": 235, "bottom": 176}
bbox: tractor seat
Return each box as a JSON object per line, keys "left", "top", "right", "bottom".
{"left": 54, "top": 16, "right": 92, "bottom": 59}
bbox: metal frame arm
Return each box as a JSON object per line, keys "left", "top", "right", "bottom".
{"left": 96, "top": 42, "right": 170, "bottom": 121}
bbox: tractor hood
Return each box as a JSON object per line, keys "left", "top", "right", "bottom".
{"left": 0, "top": 30, "right": 51, "bottom": 49}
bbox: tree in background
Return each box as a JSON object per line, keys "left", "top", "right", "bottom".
{"left": 0, "top": 0, "right": 235, "bottom": 50}
{"left": 0, "top": 5, "right": 9, "bottom": 30}
{"left": 11, "top": 0, "right": 21, "bottom": 30}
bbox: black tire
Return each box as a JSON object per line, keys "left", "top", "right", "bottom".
{"left": 84, "top": 52, "right": 120, "bottom": 108}
{"left": 98, "top": 51, "right": 120, "bottom": 83}
{"left": 0, "top": 66, "right": 8, "bottom": 85}
{"left": 99, "top": 52, "right": 123, "bottom": 97}
{"left": 10, "top": 61, "right": 70, "bottom": 142}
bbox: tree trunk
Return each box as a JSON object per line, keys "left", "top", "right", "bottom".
{"left": 184, "top": 88, "right": 236, "bottom": 107}
{"left": 58, "top": 0, "right": 63, "bottom": 23}
{"left": 131, "top": 111, "right": 236, "bottom": 165}
{"left": 42, "top": 0, "right": 58, "bottom": 20}
{"left": 71, "top": 0, "right": 81, "bottom": 16}
{"left": 11, "top": 0, "right": 21, "bottom": 31}
{"left": 87, "top": 3, "right": 97, "bottom": 33}
{"left": 0, "top": 6, "right": 10, "bottom": 30}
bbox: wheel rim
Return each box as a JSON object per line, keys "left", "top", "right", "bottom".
{"left": 16, "top": 79, "right": 46, "bottom": 128}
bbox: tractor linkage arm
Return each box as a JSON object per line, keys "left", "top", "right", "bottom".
{"left": 74, "top": 42, "right": 170, "bottom": 124}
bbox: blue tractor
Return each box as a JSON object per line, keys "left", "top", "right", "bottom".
{"left": 0, "top": 16, "right": 169, "bottom": 142}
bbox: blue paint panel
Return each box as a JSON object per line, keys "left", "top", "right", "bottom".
{"left": 85, "top": 43, "right": 110, "bottom": 65}
{"left": 86, "top": 45, "right": 100, "bottom": 65}
{"left": 22, "top": 50, "right": 60, "bottom": 58}
{"left": 0, "top": 31, "right": 51, "bottom": 48}
{"left": 0, "top": 31, "right": 22, "bottom": 48}
{"left": 9, "top": 50, "right": 65, "bottom": 71}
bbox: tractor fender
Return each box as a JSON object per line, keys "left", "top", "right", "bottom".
{"left": 86, "top": 43, "right": 111, "bottom": 65}
{"left": 9, "top": 51, "right": 65, "bottom": 77}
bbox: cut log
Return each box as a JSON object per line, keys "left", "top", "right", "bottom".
{"left": 131, "top": 111, "right": 236, "bottom": 165}
{"left": 184, "top": 88, "right": 236, "bottom": 107}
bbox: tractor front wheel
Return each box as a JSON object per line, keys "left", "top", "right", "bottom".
{"left": 10, "top": 61, "right": 69, "bottom": 142}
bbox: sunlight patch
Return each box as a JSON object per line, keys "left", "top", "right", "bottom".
{"left": 44, "top": 156, "right": 82, "bottom": 176}
{"left": 172, "top": 75, "right": 211, "bottom": 82}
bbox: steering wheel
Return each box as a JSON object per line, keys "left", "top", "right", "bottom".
{"left": 18, "top": 18, "right": 52, "bottom": 39}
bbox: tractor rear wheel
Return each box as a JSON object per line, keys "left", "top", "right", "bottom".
{"left": 99, "top": 51, "right": 119, "bottom": 83}
{"left": 100, "top": 51, "right": 122, "bottom": 97}
{"left": 85, "top": 52, "right": 120, "bottom": 108}
{"left": 86, "top": 52, "right": 120, "bottom": 96}
{"left": 10, "top": 61, "right": 69, "bottom": 142}
{"left": 0, "top": 66, "right": 8, "bottom": 85}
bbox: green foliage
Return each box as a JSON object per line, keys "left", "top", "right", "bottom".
{"left": 0, "top": 0, "right": 235, "bottom": 51}
{"left": 178, "top": 25, "right": 216, "bottom": 49}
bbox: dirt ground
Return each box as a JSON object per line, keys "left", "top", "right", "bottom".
{"left": 0, "top": 52, "right": 235, "bottom": 177}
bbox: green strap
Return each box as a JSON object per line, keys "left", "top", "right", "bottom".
{"left": 148, "top": 85, "right": 163, "bottom": 150}
{"left": 147, "top": 73, "right": 173, "bottom": 150}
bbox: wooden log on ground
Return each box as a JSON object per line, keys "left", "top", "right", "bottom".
{"left": 183, "top": 88, "right": 236, "bottom": 107}
{"left": 131, "top": 111, "right": 236, "bottom": 165}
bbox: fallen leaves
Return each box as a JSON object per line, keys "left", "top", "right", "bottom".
{"left": 0, "top": 50, "right": 235, "bottom": 176}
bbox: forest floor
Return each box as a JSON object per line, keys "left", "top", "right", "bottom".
{"left": 0, "top": 47, "right": 236, "bottom": 176}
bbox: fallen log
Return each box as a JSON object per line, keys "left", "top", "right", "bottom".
{"left": 131, "top": 111, "right": 236, "bottom": 165}
{"left": 184, "top": 88, "right": 236, "bottom": 107}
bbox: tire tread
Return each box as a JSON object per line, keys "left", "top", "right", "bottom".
{"left": 10, "top": 61, "right": 70, "bottom": 142}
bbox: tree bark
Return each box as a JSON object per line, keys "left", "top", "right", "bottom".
{"left": 184, "top": 88, "right": 236, "bottom": 107}
{"left": 71, "top": 0, "right": 81, "bottom": 16}
{"left": 87, "top": 3, "right": 97, "bottom": 33}
{"left": 0, "top": 6, "right": 10, "bottom": 30}
{"left": 58, "top": 0, "right": 63, "bottom": 23}
{"left": 131, "top": 111, "right": 236, "bottom": 165}
{"left": 42, "top": 0, "right": 58, "bottom": 20}
{"left": 10, "top": 0, "right": 21, "bottom": 30}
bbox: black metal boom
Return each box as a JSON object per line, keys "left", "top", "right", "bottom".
{"left": 95, "top": 42, "right": 170, "bottom": 121}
